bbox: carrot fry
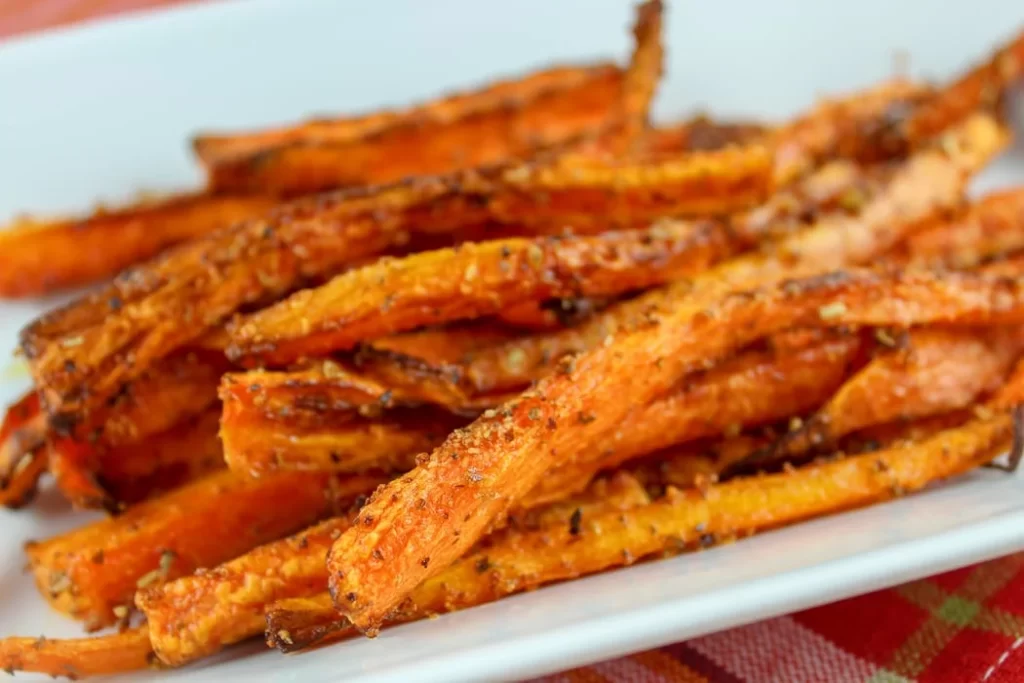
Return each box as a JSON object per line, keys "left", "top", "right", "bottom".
{"left": 138, "top": 470, "right": 647, "bottom": 666}
{"left": 613, "top": 0, "right": 663, "bottom": 152}
{"left": 25, "top": 469, "right": 382, "bottom": 630}
{"left": 221, "top": 359, "right": 472, "bottom": 414}
{"left": 894, "top": 188, "right": 1024, "bottom": 268}
{"left": 91, "top": 349, "right": 230, "bottom": 445}
{"left": 284, "top": 411, "right": 1012, "bottom": 648}
{"left": 459, "top": 120, "right": 1000, "bottom": 395}
{"left": 197, "top": 1, "right": 664, "bottom": 196}
{"left": 198, "top": 64, "right": 626, "bottom": 196}
{"left": 0, "top": 391, "right": 47, "bottom": 508}
{"left": 0, "top": 194, "right": 276, "bottom": 298}
{"left": 97, "top": 409, "right": 225, "bottom": 504}
{"left": 221, "top": 399, "right": 464, "bottom": 476}
{"left": 526, "top": 333, "right": 866, "bottom": 505}
{"left": 771, "top": 79, "right": 926, "bottom": 184}
{"left": 0, "top": 627, "right": 154, "bottom": 679}
{"left": 47, "top": 437, "right": 115, "bottom": 511}
{"left": 221, "top": 332, "right": 862, "bottom": 480}
{"left": 228, "top": 219, "right": 734, "bottom": 364}
{"left": 194, "top": 61, "right": 622, "bottom": 164}
{"left": 138, "top": 517, "right": 350, "bottom": 666}
{"left": 22, "top": 140, "right": 772, "bottom": 431}
{"left": 325, "top": 263, "right": 1024, "bottom": 631}
{"left": 766, "top": 326, "right": 1024, "bottom": 461}
{"left": 854, "top": 30, "right": 1024, "bottom": 161}
{"left": 42, "top": 349, "right": 229, "bottom": 508}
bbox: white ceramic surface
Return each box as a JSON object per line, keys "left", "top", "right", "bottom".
{"left": 2, "top": 1, "right": 1024, "bottom": 680}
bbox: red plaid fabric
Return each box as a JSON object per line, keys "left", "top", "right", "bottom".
{"left": 5, "top": 4, "right": 1024, "bottom": 682}
{"left": 536, "top": 554, "right": 1024, "bottom": 682}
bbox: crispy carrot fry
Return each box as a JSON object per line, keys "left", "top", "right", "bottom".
{"left": 198, "top": 64, "right": 626, "bottom": 196}
{"left": 284, "top": 411, "right": 1013, "bottom": 648}
{"left": 0, "top": 391, "right": 47, "bottom": 508}
{"left": 43, "top": 349, "right": 229, "bottom": 508}
{"left": 97, "top": 409, "right": 225, "bottom": 505}
{"left": 91, "top": 349, "right": 230, "bottom": 445}
{"left": 614, "top": 0, "right": 663, "bottom": 152}
{"left": 138, "top": 517, "right": 350, "bottom": 666}
{"left": 228, "top": 218, "right": 734, "bottom": 364}
{"left": 771, "top": 79, "right": 926, "bottom": 184}
{"left": 0, "top": 194, "right": 276, "bottom": 298}
{"left": 221, "top": 400, "right": 464, "bottom": 476}
{"left": 47, "top": 436, "right": 114, "bottom": 511}
{"left": 0, "top": 627, "right": 154, "bottom": 679}
{"left": 25, "top": 468, "right": 381, "bottom": 630}
{"left": 22, "top": 141, "right": 772, "bottom": 430}
{"left": 221, "top": 356, "right": 475, "bottom": 413}
{"left": 767, "top": 326, "right": 1024, "bottom": 461}
{"left": 194, "top": 62, "right": 622, "bottom": 165}
{"left": 223, "top": 336, "right": 859, "bottom": 479}
{"left": 855, "top": 30, "right": 1024, "bottom": 161}
{"left": 138, "top": 470, "right": 647, "bottom": 666}
{"left": 894, "top": 188, "right": 1024, "bottom": 268}
{"left": 325, "top": 264, "right": 1024, "bottom": 631}
{"left": 197, "top": 1, "right": 664, "bottom": 196}
{"left": 525, "top": 333, "right": 866, "bottom": 505}
{"left": 459, "top": 121, "right": 999, "bottom": 394}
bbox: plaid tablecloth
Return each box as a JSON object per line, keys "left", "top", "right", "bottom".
{"left": 5, "top": 3, "right": 1024, "bottom": 682}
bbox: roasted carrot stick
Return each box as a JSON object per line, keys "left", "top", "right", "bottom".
{"left": 283, "top": 410, "right": 1014, "bottom": 647}
{"left": 96, "top": 408, "right": 225, "bottom": 504}
{"left": 0, "top": 194, "right": 276, "bottom": 298}
{"left": 853, "top": 30, "right": 1024, "bottom": 162}
{"left": 219, "top": 332, "right": 861, "bottom": 479}
{"left": 21, "top": 141, "right": 772, "bottom": 431}
{"left": 221, "top": 400, "right": 464, "bottom": 476}
{"left": 458, "top": 120, "right": 1001, "bottom": 395}
{"left": 766, "top": 326, "right": 1024, "bottom": 461}
{"left": 770, "top": 79, "right": 925, "bottom": 184}
{"left": 0, "top": 628, "right": 154, "bottom": 679}
{"left": 197, "top": 1, "right": 664, "bottom": 196}
{"left": 138, "top": 517, "right": 350, "bottom": 666}
{"left": 198, "top": 64, "right": 626, "bottom": 196}
{"left": 0, "top": 391, "right": 47, "bottom": 508}
{"left": 894, "top": 188, "right": 1024, "bottom": 268}
{"left": 228, "top": 218, "right": 734, "bottom": 365}
{"left": 42, "top": 349, "right": 229, "bottom": 508}
{"left": 138, "top": 470, "right": 648, "bottom": 666}
{"left": 193, "top": 63, "right": 623, "bottom": 170}
{"left": 220, "top": 359, "right": 473, "bottom": 414}
{"left": 90, "top": 349, "right": 230, "bottom": 445}
{"left": 526, "top": 333, "right": 866, "bottom": 505}
{"left": 613, "top": 0, "right": 663, "bottom": 152}
{"left": 325, "top": 263, "right": 1024, "bottom": 631}
{"left": 25, "top": 468, "right": 383, "bottom": 630}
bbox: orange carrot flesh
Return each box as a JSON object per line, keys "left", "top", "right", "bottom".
{"left": 279, "top": 411, "right": 1012, "bottom": 649}
{"left": 325, "top": 264, "right": 1024, "bottom": 631}
{"left": 0, "top": 627, "right": 154, "bottom": 679}
{"left": 25, "top": 469, "right": 384, "bottom": 630}
{"left": 0, "top": 391, "right": 47, "bottom": 508}
{"left": 0, "top": 194, "right": 275, "bottom": 298}
{"left": 228, "top": 219, "right": 733, "bottom": 365}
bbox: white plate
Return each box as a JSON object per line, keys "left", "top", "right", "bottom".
{"left": 3, "top": 1, "right": 1024, "bottom": 681}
